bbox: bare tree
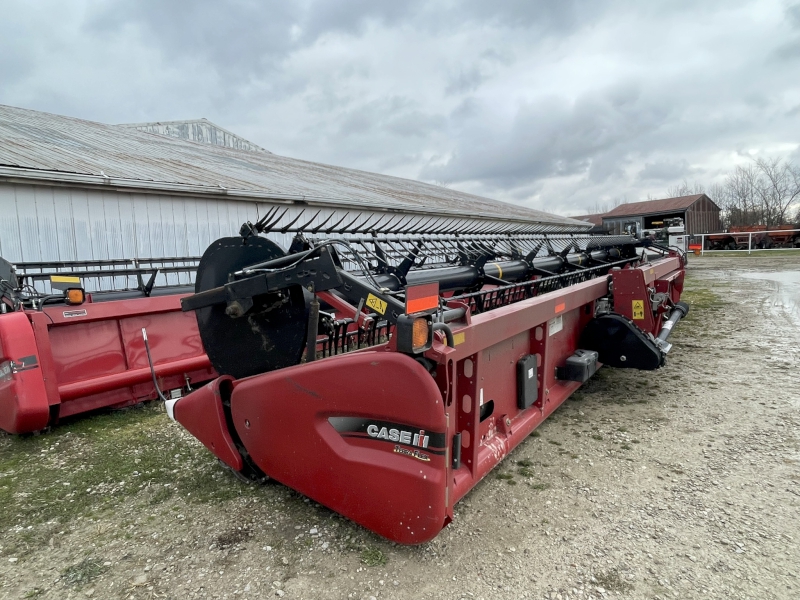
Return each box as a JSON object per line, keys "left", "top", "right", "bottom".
{"left": 752, "top": 157, "right": 800, "bottom": 226}
{"left": 720, "top": 158, "right": 800, "bottom": 227}
{"left": 667, "top": 180, "right": 705, "bottom": 198}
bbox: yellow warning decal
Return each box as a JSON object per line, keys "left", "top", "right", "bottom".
{"left": 50, "top": 275, "right": 81, "bottom": 284}
{"left": 632, "top": 299, "right": 645, "bottom": 320}
{"left": 452, "top": 332, "right": 465, "bottom": 346}
{"left": 365, "top": 293, "right": 387, "bottom": 315}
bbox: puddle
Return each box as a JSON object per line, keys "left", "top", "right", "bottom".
{"left": 740, "top": 270, "right": 800, "bottom": 323}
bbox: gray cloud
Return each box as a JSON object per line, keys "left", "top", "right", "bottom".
{"left": 0, "top": 0, "right": 797, "bottom": 216}
{"left": 638, "top": 160, "right": 693, "bottom": 182}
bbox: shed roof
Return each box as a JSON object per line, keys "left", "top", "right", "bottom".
{"left": 119, "top": 118, "right": 269, "bottom": 153}
{"left": 570, "top": 214, "right": 605, "bottom": 227}
{"left": 602, "top": 194, "right": 716, "bottom": 218}
{"left": 0, "top": 104, "right": 586, "bottom": 230}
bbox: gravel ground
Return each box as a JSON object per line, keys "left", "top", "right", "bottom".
{"left": 0, "top": 255, "right": 798, "bottom": 600}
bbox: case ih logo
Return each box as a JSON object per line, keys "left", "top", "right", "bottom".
{"left": 327, "top": 417, "right": 445, "bottom": 456}
{"left": 366, "top": 424, "right": 429, "bottom": 448}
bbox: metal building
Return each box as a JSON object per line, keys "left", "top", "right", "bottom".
{"left": 601, "top": 194, "right": 722, "bottom": 236}
{"left": 0, "top": 104, "right": 588, "bottom": 291}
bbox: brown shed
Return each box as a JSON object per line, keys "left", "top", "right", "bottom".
{"left": 601, "top": 194, "right": 721, "bottom": 235}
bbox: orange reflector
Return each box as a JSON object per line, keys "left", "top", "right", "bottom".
{"left": 405, "top": 282, "right": 439, "bottom": 315}
{"left": 65, "top": 288, "right": 85, "bottom": 305}
{"left": 555, "top": 302, "right": 566, "bottom": 314}
{"left": 412, "top": 318, "right": 429, "bottom": 352}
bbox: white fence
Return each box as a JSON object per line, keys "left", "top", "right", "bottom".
{"left": 697, "top": 227, "right": 800, "bottom": 256}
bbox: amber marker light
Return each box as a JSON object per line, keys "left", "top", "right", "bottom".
{"left": 65, "top": 288, "right": 86, "bottom": 305}
{"left": 412, "top": 317, "right": 430, "bottom": 352}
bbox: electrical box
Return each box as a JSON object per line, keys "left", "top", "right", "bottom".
{"left": 556, "top": 349, "right": 599, "bottom": 383}
{"left": 516, "top": 354, "right": 539, "bottom": 409}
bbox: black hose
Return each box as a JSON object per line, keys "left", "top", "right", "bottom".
{"left": 432, "top": 322, "right": 455, "bottom": 348}
{"left": 141, "top": 328, "right": 169, "bottom": 403}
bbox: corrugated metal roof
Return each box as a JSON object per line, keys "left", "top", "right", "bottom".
{"left": 570, "top": 214, "right": 605, "bottom": 227}
{"left": 119, "top": 118, "right": 269, "bottom": 153}
{"left": 602, "top": 195, "right": 709, "bottom": 218}
{"left": 0, "top": 104, "right": 587, "bottom": 230}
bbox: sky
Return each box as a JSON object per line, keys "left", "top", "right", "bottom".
{"left": 1, "top": 0, "right": 799, "bottom": 217}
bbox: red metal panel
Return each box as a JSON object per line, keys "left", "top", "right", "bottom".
{"left": 0, "top": 312, "right": 50, "bottom": 433}
{"left": 229, "top": 352, "right": 448, "bottom": 545}
{"left": 173, "top": 376, "right": 244, "bottom": 472}
{"left": 118, "top": 310, "right": 207, "bottom": 368}
{"left": 0, "top": 292, "right": 215, "bottom": 433}
{"left": 49, "top": 320, "right": 128, "bottom": 385}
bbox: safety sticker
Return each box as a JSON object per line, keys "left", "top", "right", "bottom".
{"left": 548, "top": 315, "right": 563, "bottom": 336}
{"left": 632, "top": 300, "right": 645, "bottom": 320}
{"left": 452, "top": 332, "right": 465, "bottom": 345}
{"left": 365, "top": 293, "right": 387, "bottom": 315}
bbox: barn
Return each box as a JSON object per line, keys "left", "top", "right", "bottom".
{"left": 601, "top": 194, "right": 721, "bottom": 236}
{"left": 0, "top": 104, "right": 588, "bottom": 292}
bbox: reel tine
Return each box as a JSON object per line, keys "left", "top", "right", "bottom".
{"left": 295, "top": 210, "right": 322, "bottom": 233}
{"left": 263, "top": 207, "right": 290, "bottom": 232}
{"left": 310, "top": 212, "right": 336, "bottom": 234}
{"left": 408, "top": 216, "right": 433, "bottom": 234}
{"left": 279, "top": 209, "right": 306, "bottom": 234}
{"left": 335, "top": 214, "right": 362, "bottom": 234}
{"left": 350, "top": 215, "right": 377, "bottom": 235}
{"left": 399, "top": 216, "right": 423, "bottom": 234}
{"left": 324, "top": 212, "right": 351, "bottom": 234}
{"left": 254, "top": 206, "right": 279, "bottom": 230}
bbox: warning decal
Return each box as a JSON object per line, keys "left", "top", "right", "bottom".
{"left": 632, "top": 300, "right": 645, "bottom": 320}
{"left": 366, "top": 293, "right": 387, "bottom": 315}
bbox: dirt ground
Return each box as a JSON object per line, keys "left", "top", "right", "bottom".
{"left": 1, "top": 254, "right": 798, "bottom": 600}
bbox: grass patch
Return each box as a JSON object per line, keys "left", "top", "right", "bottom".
{"left": 530, "top": 482, "right": 550, "bottom": 491}
{"left": 593, "top": 569, "right": 633, "bottom": 593}
{"left": 0, "top": 403, "right": 258, "bottom": 552}
{"left": 680, "top": 286, "right": 724, "bottom": 312}
{"left": 519, "top": 467, "right": 535, "bottom": 478}
{"left": 547, "top": 440, "right": 562, "bottom": 446}
{"left": 361, "top": 548, "right": 387, "bottom": 567}
{"left": 61, "top": 557, "right": 107, "bottom": 587}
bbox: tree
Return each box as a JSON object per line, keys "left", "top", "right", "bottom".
{"left": 667, "top": 180, "right": 706, "bottom": 198}
{"left": 720, "top": 158, "right": 800, "bottom": 227}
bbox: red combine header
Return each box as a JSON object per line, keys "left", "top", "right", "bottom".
{"left": 0, "top": 256, "right": 214, "bottom": 434}
{"left": 167, "top": 211, "right": 688, "bottom": 544}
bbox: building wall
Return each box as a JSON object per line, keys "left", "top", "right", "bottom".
{"left": 0, "top": 182, "right": 376, "bottom": 291}
{"left": 685, "top": 196, "right": 722, "bottom": 234}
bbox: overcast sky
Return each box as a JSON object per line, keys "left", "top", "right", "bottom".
{"left": 1, "top": 0, "right": 799, "bottom": 216}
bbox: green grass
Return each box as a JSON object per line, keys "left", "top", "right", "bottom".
{"left": 61, "top": 557, "right": 107, "bottom": 587}
{"left": 680, "top": 286, "right": 725, "bottom": 311}
{"left": 0, "top": 403, "right": 258, "bottom": 556}
{"left": 360, "top": 548, "right": 387, "bottom": 567}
